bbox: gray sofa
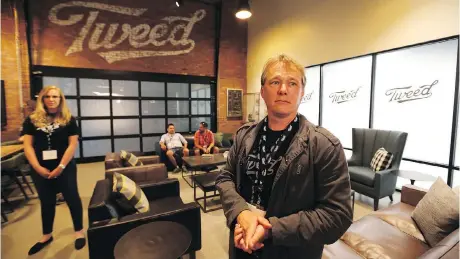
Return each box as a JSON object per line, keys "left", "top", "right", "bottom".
{"left": 347, "top": 128, "right": 408, "bottom": 210}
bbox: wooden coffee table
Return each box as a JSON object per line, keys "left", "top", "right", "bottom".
{"left": 182, "top": 154, "right": 226, "bottom": 188}
{"left": 396, "top": 170, "right": 437, "bottom": 185}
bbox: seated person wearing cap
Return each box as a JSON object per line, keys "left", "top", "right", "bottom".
{"left": 194, "top": 122, "right": 219, "bottom": 156}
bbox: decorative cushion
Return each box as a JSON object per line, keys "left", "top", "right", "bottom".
{"left": 411, "top": 178, "right": 459, "bottom": 247}
{"left": 370, "top": 147, "right": 393, "bottom": 171}
{"left": 120, "top": 150, "right": 143, "bottom": 167}
{"left": 112, "top": 172, "right": 150, "bottom": 214}
{"left": 214, "top": 132, "right": 224, "bottom": 144}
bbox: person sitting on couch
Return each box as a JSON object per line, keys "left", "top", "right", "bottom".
{"left": 194, "top": 122, "right": 219, "bottom": 156}
{"left": 159, "top": 123, "right": 189, "bottom": 173}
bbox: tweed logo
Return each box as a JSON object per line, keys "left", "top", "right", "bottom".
{"left": 49, "top": 1, "right": 206, "bottom": 63}
{"left": 329, "top": 87, "right": 362, "bottom": 104}
{"left": 300, "top": 90, "right": 314, "bottom": 103}
{"left": 385, "top": 80, "right": 437, "bottom": 103}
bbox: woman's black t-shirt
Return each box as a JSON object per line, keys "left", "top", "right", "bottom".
{"left": 22, "top": 116, "right": 79, "bottom": 170}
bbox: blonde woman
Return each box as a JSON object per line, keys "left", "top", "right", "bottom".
{"left": 23, "top": 86, "right": 85, "bottom": 255}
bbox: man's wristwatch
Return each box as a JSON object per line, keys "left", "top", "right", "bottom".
{"left": 58, "top": 164, "right": 66, "bottom": 170}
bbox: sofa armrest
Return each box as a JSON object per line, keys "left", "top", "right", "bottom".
{"left": 417, "top": 229, "right": 458, "bottom": 259}
{"left": 401, "top": 184, "right": 428, "bottom": 207}
{"left": 104, "top": 152, "right": 122, "bottom": 170}
{"left": 139, "top": 178, "right": 180, "bottom": 200}
{"left": 88, "top": 179, "right": 119, "bottom": 223}
{"left": 87, "top": 202, "right": 201, "bottom": 259}
{"left": 373, "top": 168, "right": 399, "bottom": 196}
{"left": 138, "top": 155, "right": 160, "bottom": 165}
{"left": 105, "top": 164, "right": 167, "bottom": 183}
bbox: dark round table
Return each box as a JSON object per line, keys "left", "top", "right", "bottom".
{"left": 396, "top": 170, "right": 437, "bottom": 185}
{"left": 114, "top": 221, "right": 192, "bottom": 259}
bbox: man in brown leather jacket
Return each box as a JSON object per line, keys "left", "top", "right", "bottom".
{"left": 216, "top": 54, "right": 353, "bottom": 259}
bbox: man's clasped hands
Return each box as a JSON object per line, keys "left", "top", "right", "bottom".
{"left": 235, "top": 210, "right": 272, "bottom": 254}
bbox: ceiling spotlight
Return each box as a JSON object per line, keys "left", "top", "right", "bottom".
{"left": 175, "top": 0, "right": 183, "bottom": 7}
{"left": 236, "top": 0, "right": 252, "bottom": 20}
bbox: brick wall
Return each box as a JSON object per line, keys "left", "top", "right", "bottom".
{"left": 30, "top": 0, "right": 216, "bottom": 76}
{"left": 1, "top": 0, "right": 247, "bottom": 136}
{"left": 216, "top": 0, "right": 248, "bottom": 134}
{"left": 1, "top": 0, "right": 31, "bottom": 134}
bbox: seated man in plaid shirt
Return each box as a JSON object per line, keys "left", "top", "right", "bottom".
{"left": 194, "top": 122, "right": 219, "bottom": 155}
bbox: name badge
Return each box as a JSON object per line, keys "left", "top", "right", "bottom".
{"left": 43, "top": 150, "right": 58, "bottom": 160}
{"left": 167, "top": 142, "right": 173, "bottom": 149}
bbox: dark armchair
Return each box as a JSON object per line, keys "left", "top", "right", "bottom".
{"left": 87, "top": 178, "right": 201, "bottom": 259}
{"left": 348, "top": 128, "right": 408, "bottom": 210}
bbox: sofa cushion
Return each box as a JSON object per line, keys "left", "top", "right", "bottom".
{"left": 112, "top": 172, "right": 150, "bottom": 214}
{"left": 221, "top": 138, "right": 231, "bottom": 147}
{"left": 411, "top": 178, "right": 459, "bottom": 247}
{"left": 370, "top": 147, "right": 393, "bottom": 171}
{"left": 120, "top": 150, "right": 143, "bottom": 167}
{"left": 119, "top": 196, "right": 185, "bottom": 221}
{"left": 341, "top": 215, "right": 429, "bottom": 258}
{"left": 349, "top": 166, "right": 376, "bottom": 187}
{"left": 323, "top": 239, "right": 361, "bottom": 259}
{"left": 372, "top": 203, "right": 426, "bottom": 243}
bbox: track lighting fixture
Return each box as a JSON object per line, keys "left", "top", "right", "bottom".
{"left": 235, "top": 0, "right": 252, "bottom": 20}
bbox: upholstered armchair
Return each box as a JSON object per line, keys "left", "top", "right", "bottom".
{"left": 348, "top": 128, "right": 408, "bottom": 210}
{"left": 87, "top": 178, "right": 201, "bottom": 259}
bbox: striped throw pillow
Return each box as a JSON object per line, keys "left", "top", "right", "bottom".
{"left": 112, "top": 172, "right": 149, "bottom": 214}
{"left": 370, "top": 147, "right": 393, "bottom": 172}
{"left": 120, "top": 150, "right": 143, "bottom": 167}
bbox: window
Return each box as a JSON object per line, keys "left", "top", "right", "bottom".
{"left": 298, "top": 66, "right": 320, "bottom": 125}
{"left": 43, "top": 77, "right": 77, "bottom": 96}
{"left": 142, "top": 100, "right": 165, "bottom": 116}
{"left": 141, "top": 81, "right": 164, "bottom": 97}
{"left": 167, "top": 100, "right": 189, "bottom": 115}
{"left": 81, "top": 120, "right": 111, "bottom": 137}
{"left": 454, "top": 170, "right": 460, "bottom": 188}
{"left": 168, "top": 118, "right": 190, "bottom": 133}
{"left": 113, "top": 100, "right": 139, "bottom": 116}
{"left": 113, "top": 119, "right": 139, "bottom": 135}
{"left": 398, "top": 161, "right": 448, "bottom": 190}
{"left": 167, "top": 83, "right": 189, "bottom": 98}
{"left": 112, "top": 80, "right": 138, "bottom": 96}
{"left": 82, "top": 140, "right": 111, "bottom": 157}
{"left": 38, "top": 68, "right": 229, "bottom": 161}
{"left": 79, "top": 79, "right": 109, "bottom": 96}
{"left": 142, "top": 119, "right": 166, "bottom": 134}
{"left": 321, "top": 56, "right": 372, "bottom": 148}
{"left": 373, "top": 39, "right": 458, "bottom": 164}
{"left": 115, "top": 138, "right": 140, "bottom": 152}
{"left": 192, "top": 84, "right": 211, "bottom": 98}
{"left": 143, "top": 136, "right": 161, "bottom": 153}
{"left": 80, "top": 100, "right": 110, "bottom": 117}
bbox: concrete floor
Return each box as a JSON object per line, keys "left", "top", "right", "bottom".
{"left": 1, "top": 162, "right": 400, "bottom": 259}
